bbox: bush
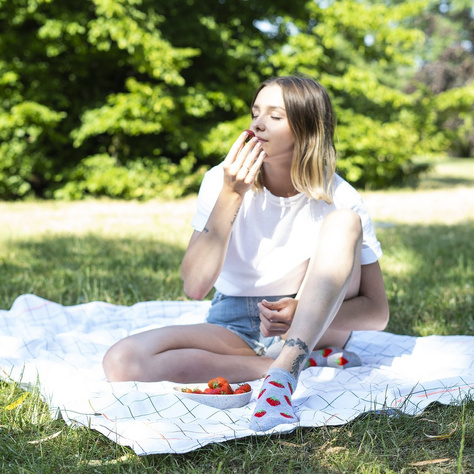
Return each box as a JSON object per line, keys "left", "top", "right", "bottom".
{"left": 54, "top": 154, "right": 206, "bottom": 200}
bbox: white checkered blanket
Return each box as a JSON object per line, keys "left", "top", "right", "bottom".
{"left": 1, "top": 294, "right": 473, "bottom": 455}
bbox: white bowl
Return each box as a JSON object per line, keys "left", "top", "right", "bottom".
{"left": 173, "top": 383, "right": 252, "bottom": 409}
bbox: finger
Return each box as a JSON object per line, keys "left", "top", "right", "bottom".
{"left": 261, "top": 298, "right": 286, "bottom": 311}
{"left": 244, "top": 148, "right": 265, "bottom": 178}
{"left": 259, "top": 320, "right": 288, "bottom": 338}
{"left": 259, "top": 308, "right": 290, "bottom": 329}
{"left": 258, "top": 303, "right": 276, "bottom": 321}
{"left": 223, "top": 131, "right": 251, "bottom": 166}
{"left": 261, "top": 299, "right": 278, "bottom": 310}
{"left": 232, "top": 137, "right": 260, "bottom": 172}
{"left": 259, "top": 321, "right": 271, "bottom": 338}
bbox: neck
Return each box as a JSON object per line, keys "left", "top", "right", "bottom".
{"left": 261, "top": 162, "right": 298, "bottom": 198}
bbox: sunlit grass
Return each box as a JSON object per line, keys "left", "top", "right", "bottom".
{"left": 0, "top": 159, "right": 473, "bottom": 472}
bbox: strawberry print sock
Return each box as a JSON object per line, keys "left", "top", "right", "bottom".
{"left": 249, "top": 367, "right": 298, "bottom": 432}
{"left": 305, "top": 347, "right": 361, "bottom": 369}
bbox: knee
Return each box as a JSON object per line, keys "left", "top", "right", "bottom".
{"left": 102, "top": 338, "right": 143, "bottom": 382}
{"left": 323, "top": 209, "right": 362, "bottom": 242}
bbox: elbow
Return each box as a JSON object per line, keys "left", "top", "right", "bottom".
{"left": 181, "top": 262, "right": 214, "bottom": 301}
{"left": 375, "top": 300, "right": 390, "bottom": 331}
{"left": 181, "top": 271, "right": 210, "bottom": 301}
{"left": 183, "top": 283, "right": 208, "bottom": 301}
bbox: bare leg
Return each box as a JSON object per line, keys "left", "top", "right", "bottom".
{"left": 313, "top": 248, "right": 361, "bottom": 349}
{"left": 273, "top": 209, "right": 362, "bottom": 377}
{"left": 250, "top": 209, "right": 362, "bottom": 430}
{"left": 103, "top": 323, "right": 272, "bottom": 383}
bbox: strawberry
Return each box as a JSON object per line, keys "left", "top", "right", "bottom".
{"left": 211, "top": 388, "right": 226, "bottom": 395}
{"left": 269, "top": 380, "right": 284, "bottom": 388}
{"left": 221, "top": 383, "right": 234, "bottom": 395}
{"left": 321, "top": 348, "right": 333, "bottom": 357}
{"left": 288, "top": 382, "right": 294, "bottom": 394}
{"left": 266, "top": 396, "right": 281, "bottom": 407}
{"left": 258, "top": 388, "right": 266, "bottom": 399}
{"left": 192, "top": 388, "right": 203, "bottom": 394}
{"left": 244, "top": 129, "right": 255, "bottom": 142}
{"left": 284, "top": 395, "right": 292, "bottom": 406}
{"left": 337, "top": 357, "right": 348, "bottom": 366}
{"left": 254, "top": 410, "right": 266, "bottom": 418}
{"left": 306, "top": 358, "right": 317, "bottom": 368}
{"left": 182, "top": 388, "right": 193, "bottom": 393}
{"left": 208, "top": 377, "right": 229, "bottom": 389}
{"left": 238, "top": 383, "right": 251, "bottom": 393}
{"left": 234, "top": 388, "right": 245, "bottom": 394}
{"left": 280, "top": 412, "right": 294, "bottom": 419}
{"left": 203, "top": 387, "right": 214, "bottom": 394}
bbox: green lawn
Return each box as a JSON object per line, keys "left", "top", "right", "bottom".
{"left": 0, "top": 158, "right": 473, "bottom": 473}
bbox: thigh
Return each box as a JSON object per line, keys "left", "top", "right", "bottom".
{"left": 313, "top": 327, "right": 352, "bottom": 349}
{"left": 118, "top": 322, "right": 258, "bottom": 358}
{"left": 345, "top": 226, "right": 362, "bottom": 300}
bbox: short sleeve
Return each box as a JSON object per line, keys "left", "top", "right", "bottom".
{"left": 332, "top": 175, "right": 382, "bottom": 265}
{"left": 191, "top": 164, "right": 224, "bottom": 232}
{"left": 354, "top": 200, "right": 383, "bottom": 264}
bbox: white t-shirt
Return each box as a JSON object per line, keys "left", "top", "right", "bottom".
{"left": 191, "top": 164, "right": 382, "bottom": 297}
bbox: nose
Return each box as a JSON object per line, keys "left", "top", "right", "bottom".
{"left": 252, "top": 115, "right": 265, "bottom": 132}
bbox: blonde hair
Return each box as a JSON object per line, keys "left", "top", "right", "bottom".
{"left": 251, "top": 76, "right": 337, "bottom": 203}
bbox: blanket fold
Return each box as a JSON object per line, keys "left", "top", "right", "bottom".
{"left": 1, "top": 294, "right": 473, "bottom": 455}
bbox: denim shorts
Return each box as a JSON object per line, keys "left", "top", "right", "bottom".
{"left": 206, "top": 291, "right": 294, "bottom": 355}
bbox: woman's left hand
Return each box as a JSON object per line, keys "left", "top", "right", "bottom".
{"left": 258, "top": 297, "right": 298, "bottom": 337}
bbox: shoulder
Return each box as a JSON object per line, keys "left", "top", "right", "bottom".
{"left": 332, "top": 173, "right": 364, "bottom": 209}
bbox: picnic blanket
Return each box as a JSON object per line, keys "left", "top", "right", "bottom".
{"left": 1, "top": 294, "right": 473, "bottom": 455}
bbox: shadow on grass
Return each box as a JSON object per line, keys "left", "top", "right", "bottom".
{"left": 378, "top": 221, "right": 474, "bottom": 337}
{"left": 0, "top": 234, "right": 190, "bottom": 309}
{"left": 419, "top": 175, "right": 474, "bottom": 189}
{"left": 1, "top": 221, "right": 473, "bottom": 337}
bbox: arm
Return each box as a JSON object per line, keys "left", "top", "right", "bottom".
{"left": 328, "top": 261, "right": 389, "bottom": 331}
{"left": 181, "top": 133, "right": 265, "bottom": 300}
{"left": 180, "top": 189, "right": 243, "bottom": 300}
{"left": 259, "top": 261, "right": 389, "bottom": 335}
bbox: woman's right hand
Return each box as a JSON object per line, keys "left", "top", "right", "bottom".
{"left": 181, "top": 131, "right": 265, "bottom": 300}
{"left": 222, "top": 131, "right": 266, "bottom": 197}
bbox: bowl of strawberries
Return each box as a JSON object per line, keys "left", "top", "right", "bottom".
{"left": 174, "top": 377, "right": 253, "bottom": 409}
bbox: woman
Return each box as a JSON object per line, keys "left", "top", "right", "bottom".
{"left": 103, "top": 75, "right": 389, "bottom": 431}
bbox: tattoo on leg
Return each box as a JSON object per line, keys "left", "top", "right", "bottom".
{"left": 203, "top": 227, "right": 209, "bottom": 233}
{"left": 284, "top": 338, "right": 309, "bottom": 352}
{"left": 284, "top": 338, "right": 310, "bottom": 378}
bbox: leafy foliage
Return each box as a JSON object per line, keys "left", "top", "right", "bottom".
{"left": 257, "top": 0, "right": 434, "bottom": 188}
{"left": 0, "top": 0, "right": 470, "bottom": 199}
{"left": 407, "top": 0, "right": 474, "bottom": 157}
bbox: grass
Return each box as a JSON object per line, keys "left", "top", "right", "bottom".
{"left": 0, "top": 157, "right": 473, "bottom": 472}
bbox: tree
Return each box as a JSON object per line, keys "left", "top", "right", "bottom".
{"left": 407, "top": 0, "right": 474, "bottom": 157}
{"left": 0, "top": 0, "right": 307, "bottom": 199}
{"left": 0, "top": 0, "right": 452, "bottom": 199}
{"left": 242, "top": 0, "right": 435, "bottom": 188}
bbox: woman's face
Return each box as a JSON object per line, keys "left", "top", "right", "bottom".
{"left": 250, "top": 84, "right": 294, "bottom": 164}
